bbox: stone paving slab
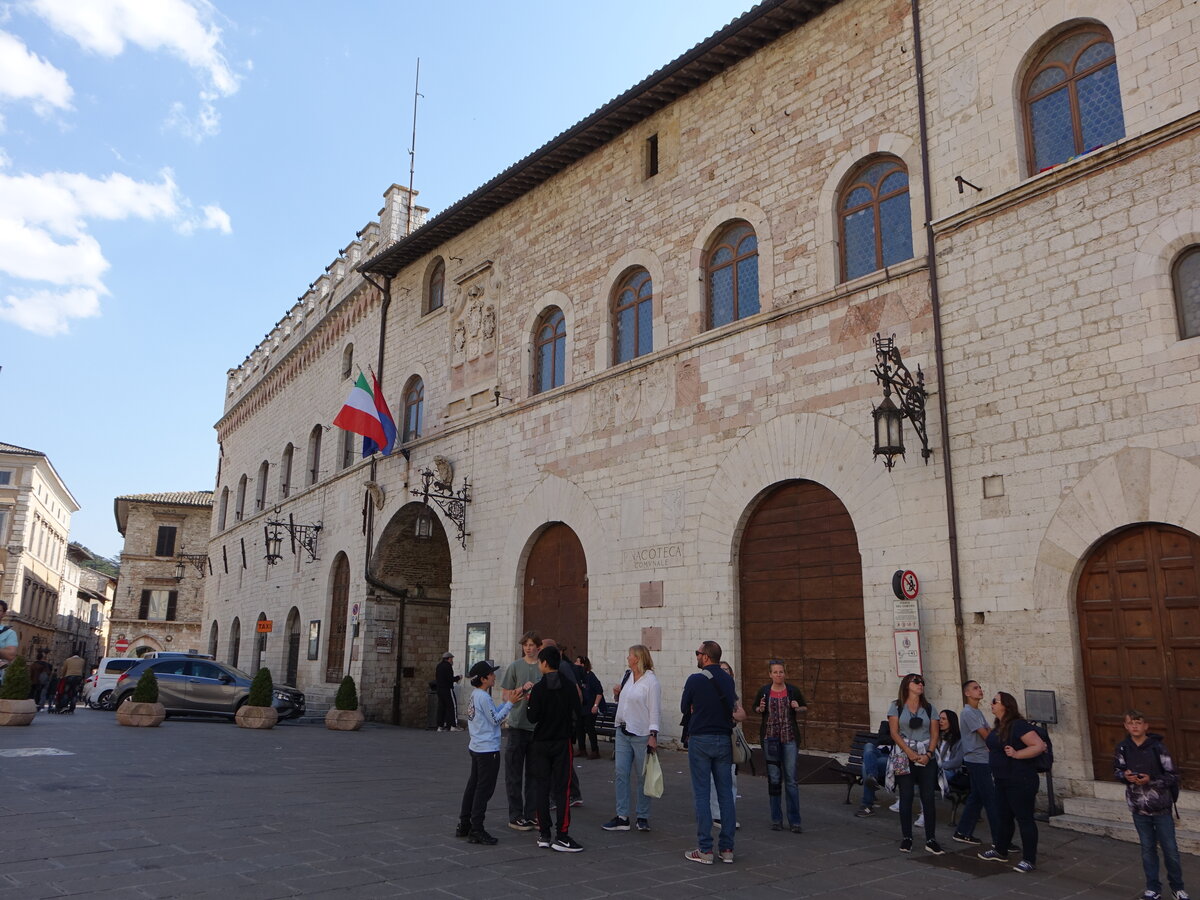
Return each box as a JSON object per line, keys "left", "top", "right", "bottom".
{"left": 0, "top": 710, "right": 1168, "bottom": 898}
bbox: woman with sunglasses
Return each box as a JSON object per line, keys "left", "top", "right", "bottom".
{"left": 977, "top": 692, "right": 1046, "bottom": 873}
{"left": 752, "top": 659, "right": 807, "bottom": 832}
{"left": 887, "top": 673, "right": 944, "bottom": 854}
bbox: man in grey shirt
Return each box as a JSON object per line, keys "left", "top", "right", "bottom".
{"left": 954, "top": 680, "right": 1000, "bottom": 846}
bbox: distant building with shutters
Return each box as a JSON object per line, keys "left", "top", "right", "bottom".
{"left": 205, "top": 0, "right": 1200, "bottom": 808}
{"left": 111, "top": 492, "right": 213, "bottom": 657}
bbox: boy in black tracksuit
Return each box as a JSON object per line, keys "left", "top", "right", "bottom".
{"left": 527, "top": 645, "right": 583, "bottom": 852}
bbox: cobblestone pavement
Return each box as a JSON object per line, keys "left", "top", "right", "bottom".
{"left": 0, "top": 711, "right": 1155, "bottom": 899}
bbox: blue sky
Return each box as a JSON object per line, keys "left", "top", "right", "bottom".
{"left": 0, "top": 0, "right": 748, "bottom": 559}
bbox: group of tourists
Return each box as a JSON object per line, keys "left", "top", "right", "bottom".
{"left": 452, "top": 633, "right": 1190, "bottom": 898}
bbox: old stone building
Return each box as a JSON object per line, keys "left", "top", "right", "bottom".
{"left": 54, "top": 543, "right": 115, "bottom": 663}
{"left": 0, "top": 441, "right": 80, "bottom": 660}
{"left": 207, "top": 0, "right": 1200, "bottom": 818}
{"left": 111, "top": 492, "right": 213, "bottom": 657}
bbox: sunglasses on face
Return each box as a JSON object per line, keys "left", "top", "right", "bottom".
{"left": 695, "top": 650, "right": 705, "bottom": 657}
{"left": 911, "top": 678, "right": 925, "bottom": 685}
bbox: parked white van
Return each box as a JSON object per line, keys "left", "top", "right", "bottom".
{"left": 83, "top": 657, "right": 140, "bottom": 709}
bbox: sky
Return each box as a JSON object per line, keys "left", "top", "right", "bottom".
{"left": 0, "top": 0, "right": 751, "bottom": 560}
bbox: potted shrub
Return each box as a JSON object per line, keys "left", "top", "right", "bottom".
{"left": 0, "top": 656, "right": 36, "bottom": 726}
{"left": 325, "top": 675, "right": 364, "bottom": 731}
{"left": 235, "top": 667, "right": 278, "bottom": 729}
{"left": 115, "top": 669, "right": 165, "bottom": 727}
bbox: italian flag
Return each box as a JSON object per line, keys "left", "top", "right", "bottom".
{"left": 333, "top": 372, "right": 396, "bottom": 457}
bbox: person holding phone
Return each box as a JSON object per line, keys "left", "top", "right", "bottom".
{"left": 887, "top": 672, "right": 943, "bottom": 855}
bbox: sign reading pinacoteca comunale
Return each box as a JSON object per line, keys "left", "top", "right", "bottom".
{"left": 626, "top": 543, "right": 684, "bottom": 571}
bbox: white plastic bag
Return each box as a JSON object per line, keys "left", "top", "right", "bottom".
{"left": 643, "top": 750, "right": 664, "bottom": 798}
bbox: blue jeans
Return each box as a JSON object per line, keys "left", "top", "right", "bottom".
{"left": 689, "top": 733, "right": 735, "bottom": 853}
{"left": 614, "top": 729, "right": 651, "bottom": 819}
{"left": 1133, "top": 811, "right": 1185, "bottom": 894}
{"left": 958, "top": 760, "right": 999, "bottom": 839}
{"left": 766, "top": 738, "right": 801, "bottom": 827}
{"left": 862, "top": 742, "right": 888, "bottom": 807}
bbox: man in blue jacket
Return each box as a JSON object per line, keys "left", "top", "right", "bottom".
{"left": 680, "top": 639, "right": 743, "bottom": 865}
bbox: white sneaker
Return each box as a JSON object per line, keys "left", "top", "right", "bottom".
{"left": 915, "top": 812, "right": 925, "bottom": 828}
{"left": 889, "top": 800, "right": 900, "bottom": 812}
{"left": 449, "top": 726, "right": 464, "bottom": 732}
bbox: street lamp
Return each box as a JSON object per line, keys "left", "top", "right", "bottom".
{"left": 870, "top": 333, "right": 931, "bottom": 471}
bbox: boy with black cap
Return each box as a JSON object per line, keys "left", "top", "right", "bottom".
{"left": 457, "top": 660, "right": 518, "bottom": 844}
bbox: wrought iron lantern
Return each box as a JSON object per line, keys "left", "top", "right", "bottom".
{"left": 870, "top": 333, "right": 931, "bottom": 471}
{"left": 413, "top": 504, "right": 435, "bottom": 541}
{"left": 411, "top": 459, "right": 471, "bottom": 549}
{"left": 174, "top": 552, "right": 209, "bottom": 582}
{"left": 264, "top": 512, "right": 322, "bottom": 564}
{"left": 264, "top": 522, "right": 284, "bottom": 566}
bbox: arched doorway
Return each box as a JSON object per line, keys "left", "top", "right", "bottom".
{"left": 523, "top": 523, "right": 589, "bottom": 657}
{"left": 285, "top": 607, "right": 301, "bottom": 686}
{"left": 738, "top": 480, "right": 868, "bottom": 750}
{"left": 208, "top": 621, "right": 219, "bottom": 658}
{"left": 1076, "top": 523, "right": 1200, "bottom": 786}
{"left": 229, "top": 617, "right": 241, "bottom": 668}
{"left": 326, "top": 553, "right": 350, "bottom": 683}
{"left": 253, "top": 612, "right": 267, "bottom": 673}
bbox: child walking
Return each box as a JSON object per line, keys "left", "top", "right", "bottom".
{"left": 457, "top": 660, "right": 517, "bottom": 845}
{"left": 1115, "top": 709, "right": 1189, "bottom": 900}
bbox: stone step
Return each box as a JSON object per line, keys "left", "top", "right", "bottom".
{"left": 1049, "top": 812, "right": 1200, "bottom": 857}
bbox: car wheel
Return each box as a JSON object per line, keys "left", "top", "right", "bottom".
{"left": 98, "top": 689, "right": 114, "bottom": 711}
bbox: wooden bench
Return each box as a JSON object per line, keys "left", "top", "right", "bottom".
{"left": 828, "top": 731, "right": 879, "bottom": 805}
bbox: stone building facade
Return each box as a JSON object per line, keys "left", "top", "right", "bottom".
{"left": 110, "top": 492, "right": 213, "bottom": 657}
{"left": 0, "top": 441, "right": 80, "bottom": 660}
{"left": 206, "top": 0, "right": 1200, "bottom": 808}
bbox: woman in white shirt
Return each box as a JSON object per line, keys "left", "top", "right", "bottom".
{"left": 602, "top": 645, "right": 661, "bottom": 833}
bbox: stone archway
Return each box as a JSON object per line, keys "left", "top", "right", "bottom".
{"left": 523, "top": 523, "right": 589, "bottom": 656}
{"left": 738, "top": 480, "right": 868, "bottom": 750}
{"left": 372, "top": 502, "right": 454, "bottom": 725}
{"left": 1076, "top": 523, "right": 1200, "bottom": 787}
{"left": 284, "top": 607, "right": 301, "bottom": 686}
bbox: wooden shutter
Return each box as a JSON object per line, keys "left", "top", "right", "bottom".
{"left": 138, "top": 590, "right": 150, "bottom": 619}
{"left": 156, "top": 526, "right": 177, "bottom": 557}
{"left": 166, "top": 591, "right": 178, "bottom": 621}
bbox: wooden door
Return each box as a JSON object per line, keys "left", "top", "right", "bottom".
{"left": 739, "top": 480, "right": 868, "bottom": 751}
{"left": 285, "top": 609, "right": 300, "bottom": 686}
{"left": 523, "top": 524, "right": 589, "bottom": 656}
{"left": 326, "top": 554, "right": 350, "bottom": 683}
{"left": 1077, "top": 523, "right": 1200, "bottom": 786}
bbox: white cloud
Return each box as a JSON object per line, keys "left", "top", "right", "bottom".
{"left": 27, "top": 0, "right": 238, "bottom": 138}
{"left": 0, "top": 29, "right": 73, "bottom": 113}
{"left": 0, "top": 286, "right": 100, "bottom": 337}
{"left": 0, "top": 167, "right": 230, "bottom": 335}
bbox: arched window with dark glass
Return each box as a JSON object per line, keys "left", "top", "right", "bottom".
{"left": 279, "top": 443, "right": 294, "bottom": 499}
{"left": 613, "top": 269, "right": 653, "bottom": 364}
{"left": 840, "top": 157, "right": 913, "bottom": 282}
{"left": 256, "top": 460, "right": 269, "bottom": 510}
{"left": 307, "top": 425, "right": 322, "bottom": 486}
{"left": 1023, "top": 25, "right": 1124, "bottom": 175}
{"left": 428, "top": 258, "right": 445, "bottom": 313}
{"left": 235, "top": 475, "right": 247, "bottom": 522}
{"left": 1174, "top": 246, "right": 1200, "bottom": 340}
{"left": 403, "top": 377, "right": 424, "bottom": 441}
{"left": 217, "top": 487, "right": 229, "bottom": 531}
{"left": 533, "top": 307, "right": 566, "bottom": 394}
{"left": 706, "top": 222, "right": 759, "bottom": 329}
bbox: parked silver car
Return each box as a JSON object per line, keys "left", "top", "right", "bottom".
{"left": 113, "top": 657, "right": 305, "bottom": 720}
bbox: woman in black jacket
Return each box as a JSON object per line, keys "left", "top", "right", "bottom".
{"left": 574, "top": 655, "right": 604, "bottom": 760}
{"left": 752, "top": 660, "right": 808, "bottom": 831}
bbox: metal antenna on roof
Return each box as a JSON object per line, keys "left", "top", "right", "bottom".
{"left": 406, "top": 58, "right": 422, "bottom": 237}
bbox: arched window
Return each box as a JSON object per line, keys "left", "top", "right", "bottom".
{"left": 706, "top": 221, "right": 759, "bottom": 329}
{"left": 255, "top": 460, "right": 269, "bottom": 511}
{"left": 1174, "top": 246, "right": 1200, "bottom": 340}
{"left": 1023, "top": 25, "right": 1124, "bottom": 175}
{"left": 208, "top": 620, "right": 219, "bottom": 658}
{"left": 341, "top": 343, "right": 354, "bottom": 379}
{"left": 229, "top": 617, "right": 241, "bottom": 668}
{"left": 217, "top": 487, "right": 229, "bottom": 531}
{"left": 840, "top": 157, "right": 913, "bottom": 282}
{"left": 340, "top": 428, "right": 356, "bottom": 469}
{"left": 428, "top": 258, "right": 445, "bottom": 313}
{"left": 613, "top": 269, "right": 653, "bottom": 364}
{"left": 533, "top": 307, "right": 566, "bottom": 393}
{"left": 403, "top": 377, "right": 424, "bottom": 442}
{"left": 307, "top": 425, "right": 322, "bottom": 486}
{"left": 280, "top": 443, "right": 294, "bottom": 499}
{"left": 235, "top": 475, "right": 247, "bottom": 522}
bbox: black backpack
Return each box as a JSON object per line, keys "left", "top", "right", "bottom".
{"left": 1030, "top": 722, "right": 1053, "bottom": 773}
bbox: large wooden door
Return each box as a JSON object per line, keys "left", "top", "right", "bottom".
{"left": 739, "top": 480, "right": 868, "bottom": 750}
{"left": 326, "top": 554, "right": 350, "bottom": 683}
{"left": 1077, "top": 523, "right": 1200, "bottom": 786}
{"left": 523, "top": 524, "right": 589, "bottom": 656}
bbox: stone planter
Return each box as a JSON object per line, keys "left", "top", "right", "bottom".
{"left": 0, "top": 697, "right": 37, "bottom": 726}
{"left": 325, "top": 708, "right": 364, "bottom": 731}
{"left": 235, "top": 705, "right": 278, "bottom": 729}
{"left": 115, "top": 701, "right": 165, "bottom": 727}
